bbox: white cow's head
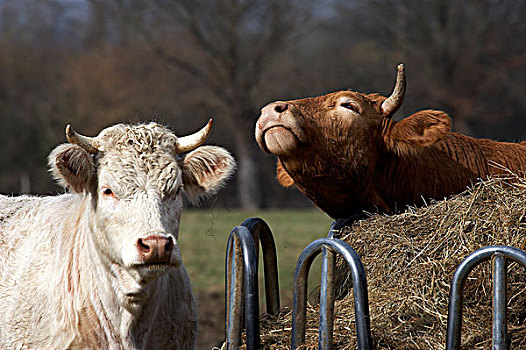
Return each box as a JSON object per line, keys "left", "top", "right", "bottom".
{"left": 48, "top": 120, "right": 235, "bottom": 285}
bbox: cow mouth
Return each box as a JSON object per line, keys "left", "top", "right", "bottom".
{"left": 259, "top": 125, "right": 299, "bottom": 156}
{"left": 130, "top": 262, "right": 177, "bottom": 283}
{"left": 256, "top": 102, "right": 306, "bottom": 156}
{"left": 132, "top": 261, "right": 180, "bottom": 269}
{"left": 139, "top": 262, "right": 169, "bottom": 268}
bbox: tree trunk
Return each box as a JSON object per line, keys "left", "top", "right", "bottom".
{"left": 234, "top": 120, "right": 263, "bottom": 209}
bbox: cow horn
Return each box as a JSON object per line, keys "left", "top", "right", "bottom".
{"left": 381, "top": 64, "right": 406, "bottom": 117}
{"left": 66, "top": 125, "right": 99, "bottom": 153}
{"left": 176, "top": 119, "right": 213, "bottom": 153}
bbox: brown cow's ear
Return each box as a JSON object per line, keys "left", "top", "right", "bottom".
{"left": 49, "top": 144, "right": 96, "bottom": 193}
{"left": 276, "top": 159, "right": 295, "bottom": 188}
{"left": 387, "top": 110, "right": 451, "bottom": 153}
{"left": 181, "top": 146, "right": 236, "bottom": 205}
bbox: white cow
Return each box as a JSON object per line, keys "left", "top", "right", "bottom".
{"left": 0, "top": 120, "right": 235, "bottom": 349}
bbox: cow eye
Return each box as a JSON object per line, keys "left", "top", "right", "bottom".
{"left": 101, "top": 187, "right": 114, "bottom": 197}
{"left": 340, "top": 102, "right": 359, "bottom": 113}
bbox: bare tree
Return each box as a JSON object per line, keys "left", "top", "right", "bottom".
{"left": 0, "top": 0, "right": 78, "bottom": 194}
{"left": 99, "top": 0, "right": 319, "bottom": 209}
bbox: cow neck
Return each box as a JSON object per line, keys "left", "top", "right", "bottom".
{"left": 373, "top": 134, "right": 484, "bottom": 213}
{"left": 61, "top": 193, "right": 163, "bottom": 349}
{"left": 278, "top": 152, "right": 380, "bottom": 218}
{"left": 56, "top": 194, "right": 117, "bottom": 347}
{"left": 375, "top": 117, "right": 436, "bottom": 213}
{"left": 371, "top": 152, "right": 408, "bottom": 213}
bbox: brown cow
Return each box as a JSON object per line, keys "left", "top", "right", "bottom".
{"left": 255, "top": 64, "right": 526, "bottom": 219}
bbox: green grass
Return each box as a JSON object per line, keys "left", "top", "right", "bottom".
{"left": 179, "top": 208, "right": 333, "bottom": 305}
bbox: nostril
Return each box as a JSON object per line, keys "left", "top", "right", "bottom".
{"left": 274, "top": 103, "right": 288, "bottom": 113}
{"left": 164, "top": 236, "right": 174, "bottom": 252}
{"left": 137, "top": 238, "right": 150, "bottom": 252}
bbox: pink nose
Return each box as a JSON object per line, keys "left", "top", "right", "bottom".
{"left": 258, "top": 102, "right": 290, "bottom": 130}
{"left": 271, "top": 102, "right": 289, "bottom": 113}
{"left": 136, "top": 235, "right": 174, "bottom": 264}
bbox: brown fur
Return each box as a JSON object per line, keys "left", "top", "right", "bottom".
{"left": 257, "top": 90, "right": 526, "bottom": 219}
{"left": 276, "top": 159, "right": 295, "bottom": 187}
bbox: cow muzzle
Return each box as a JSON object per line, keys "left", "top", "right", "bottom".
{"left": 136, "top": 235, "right": 174, "bottom": 265}
{"left": 255, "top": 102, "right": 305, "bottom": 156}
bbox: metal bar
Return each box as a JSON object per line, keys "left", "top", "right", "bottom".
{"left": 292, "top": 238, "right": 371, "bottom": 350}
{"left": 492, "top": 253, "right": 507, "bottom": 350}
{"left": 319, "top": 222, "right": 339, "bottom": 349}
{"left": 241, "top": 217, "right": 281, "bottom": 315}
{"left": 225, "top": 232, "right": 243, "bottom": 348}
{"left": 239, "top": 228, "right": 260, "bottom": 350}
{"left": 446, "top": 246, "right": 526, "bottom": 350}
{"left": 318, "top": 216, "right": 364, "bottom": 349}
{"left": 224, "top": 226, "right": 260, "bottom": 350}
{"left": 320, "top": 247, "right": 336, "bottom": 349}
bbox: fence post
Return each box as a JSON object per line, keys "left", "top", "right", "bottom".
{"left": 319, "top": 213, "right": 365, "bottom": 348}
{"left": 292, "top": 237, "right": 372, "bottom": 350}
{"left": 318, "top": 221, "right": 342, "bottom": 349}
{"left": 446, "top": 246, "right": 526, "bottom": 350}
{"left": 225, "top": 226, "right": 259, "bottom": 350}
{"left": 225, "top": 218, "right": 280, "bottom": 349}
{"left": 241, "top": 218, "right": 281, "bottom": 315}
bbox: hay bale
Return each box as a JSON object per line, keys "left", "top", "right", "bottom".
{"left": 250, "top": 175, "right": 526, "bottom": 349}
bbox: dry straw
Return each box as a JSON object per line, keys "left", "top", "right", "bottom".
{"left": 243, "top": 174, "right": 526, "bottom": 349}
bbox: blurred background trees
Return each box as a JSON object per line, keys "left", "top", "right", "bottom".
{"left": 1, "top": 0, "right": 525, "bottom": 209}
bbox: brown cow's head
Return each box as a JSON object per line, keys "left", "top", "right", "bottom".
{"left": 255, "top": 64, "right": 451, "bottom": 218}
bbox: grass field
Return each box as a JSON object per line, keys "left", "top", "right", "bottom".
{"left": 178, "top": 208, "right": 333, "bottom": 305}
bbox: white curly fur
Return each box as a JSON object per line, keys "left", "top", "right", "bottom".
{"left": 0, "top": 122, "right": 236, "bottom": 349}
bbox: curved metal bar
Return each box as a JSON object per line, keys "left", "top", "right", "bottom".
{"left": 319, "top": 221, "right": 340, "bottom": 349}
{"left": 319, "top": 217, "right": 366, "bottom": 349}
{"left": 225, "top": 226, "right": 260, "bottom": 350}
{"left": 225, "top": 232, "right": 243, "bottom": 348}
{"left": 320, "top": 244, "right": 336, "bottom": 349}
{"left": 241, "top": 217, "right": 281, "bottom": 315}
{"left": 446, "top": 246, "right": 526, "bottom": 350}
{"left": 292, "top": 238, "right": 372, "bottom": 350}
{"left": 493, "top": 253, "right": 507, "bottom": 350}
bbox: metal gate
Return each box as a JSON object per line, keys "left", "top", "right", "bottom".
{"left": 446, "top": 246, "right": 526, "bottom": 350}
{"left": 224, "top": 217, "right": 280, "bottom": 349}
{"left": 224, "top": 218, "right": 526, "bottom": 349}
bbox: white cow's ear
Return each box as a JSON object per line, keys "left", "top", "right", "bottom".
{"left": 181, "top": 146, "right": 236, "bottom": 205}
{"left": 49, "top": 144, "right": 96, "bottom": 193}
